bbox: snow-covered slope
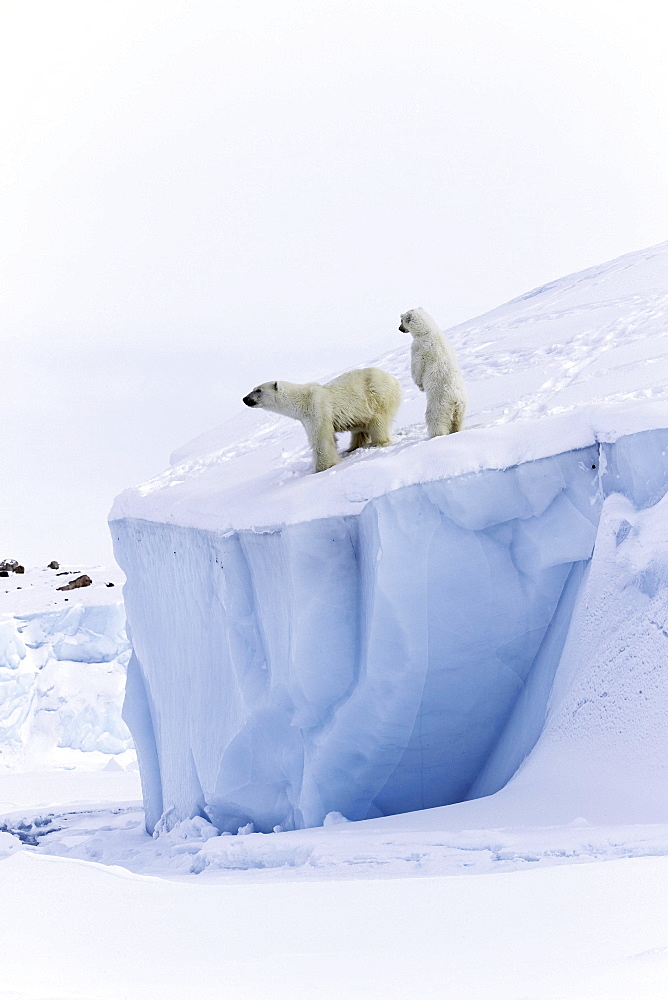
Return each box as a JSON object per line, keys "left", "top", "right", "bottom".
{"left": 112, "top": 241, "right": 668, "bottom": 531}
{"left": 110, "top": 242, "right": 668, "bottom": 835}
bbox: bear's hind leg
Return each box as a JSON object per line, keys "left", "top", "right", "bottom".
{"left": 366, "top": 416, "right": 393, "bottom": 448}
{"left": 449, "top": 401, "right": 466, "bottom": 434}
{"left": 425, "top": 396, "right": 451, "bottom": 438}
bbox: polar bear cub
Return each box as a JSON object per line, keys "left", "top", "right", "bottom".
{"left": 243, "top": 367, "right": 402, "bottom": 473}
{"left": 399, "top": 307, "right": 467, "bottom": 437}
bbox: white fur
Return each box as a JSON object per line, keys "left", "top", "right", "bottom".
{"left": 399, "top": 307, "right": 467, "bottom": 437}
{"left": 243, "top": 368, "right": 402, "bottom": 473}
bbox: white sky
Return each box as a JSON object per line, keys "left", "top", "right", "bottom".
{"left": 2, "top": 0, "right": 667, "bottom": 566}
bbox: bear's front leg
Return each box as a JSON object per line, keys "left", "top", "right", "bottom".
{"left": 345, "top": 429, "right": 371, "bottom": 453}
{"left": 305, "top": 417, "right": 340, "bottom": 473}
{"left": 411, "top": 353, "right": 425, "bottom": 392}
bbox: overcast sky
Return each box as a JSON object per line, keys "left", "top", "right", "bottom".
{"left": 2, "top": 0, "right": 667, "bottom": 566}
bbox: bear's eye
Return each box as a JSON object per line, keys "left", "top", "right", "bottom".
{"left": 273, "top": 381, "right": 278, "bottom": 391}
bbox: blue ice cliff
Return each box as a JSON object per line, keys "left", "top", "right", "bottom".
{"left": 110, "top": 242, "right": 668, "bottom": 834}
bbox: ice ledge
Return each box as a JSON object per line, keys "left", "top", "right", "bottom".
{"left": 113, "top": 424, "right": 668, "bottom": 834}
{"left": 109, "top": 400, "right": 668, "bottom": 535}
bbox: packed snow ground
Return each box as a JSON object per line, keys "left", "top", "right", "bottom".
{"left": 2, "top": 242, "right": 668, "bottom": 998}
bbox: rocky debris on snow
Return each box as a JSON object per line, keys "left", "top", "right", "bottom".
{"left": 56, "top": 574, "right": 93, "bottom": 592}
{"left": 0, "top": 560, "right": 24, "bottom": 576}
{"left": 48, "top": 561, "right": 60, "bottom": 570}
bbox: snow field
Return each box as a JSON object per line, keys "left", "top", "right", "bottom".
{"left": 1, "top": 850, "right": 667, "bottom": 999}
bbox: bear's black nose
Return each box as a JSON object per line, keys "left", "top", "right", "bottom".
{"left": 243, "top": 395, "right": 257, "bottom": 407}
{"left": 399, "top": 324, "right": 407, "bottom": 333}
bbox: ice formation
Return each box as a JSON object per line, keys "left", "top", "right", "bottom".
{"left": 0, "top": 578, "right": 132, "bottom": 766}
{"left": 110, "top": 242, "right": 668, "bottom": 834}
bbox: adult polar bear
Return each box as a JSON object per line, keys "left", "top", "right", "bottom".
{"left": 243, "top": 368, "right": 401, "bottom": 473}
{"left": 399, "top": 307, "right": 467, "bottom": 437}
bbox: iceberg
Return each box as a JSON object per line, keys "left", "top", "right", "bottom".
{"left": 110, "top": 242, "right": 668, "bottom": 834}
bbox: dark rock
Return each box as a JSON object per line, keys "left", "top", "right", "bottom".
{"left": 48, "top": 561, "right": 60, "bottom": 570}
{"left": 106, "top": 582, "right": 115, "bottom": 587}
{"left": 56, "top": 574, "right": 93, "bottom": 592}
{"left": 15, "top": 566, "right": 24, "bottom": 574}
{"left": 0, "top": 571, "right": 8, "bottom": 578}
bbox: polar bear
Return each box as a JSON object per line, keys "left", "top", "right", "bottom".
{"left": 243, "top": 368, "right": 401, "bottom": 473}
{"left": 399, "top": 307, "right": 467, "bottom": 437}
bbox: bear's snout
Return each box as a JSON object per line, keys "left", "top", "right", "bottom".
{"left": 399, "top": 323, "right": 408, "bottom": 333}
{"left": 243, "top": 394, "right": 258, "bottom": 407}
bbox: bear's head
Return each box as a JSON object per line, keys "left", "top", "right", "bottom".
{"left": 399, "top": 307, "right": 436, "bottom": 337}
{"left": 398, "top": 309, "right": 415, "bottom": 333}
{"left": 242, "top": 381, "right": 279, "bottom": 408}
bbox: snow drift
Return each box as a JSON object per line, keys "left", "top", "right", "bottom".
{"left": 0, "top": 570, "right": 132, "bottom": 767}
{"left": 110, "top": 242, "right": 668, "bottom": 835}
